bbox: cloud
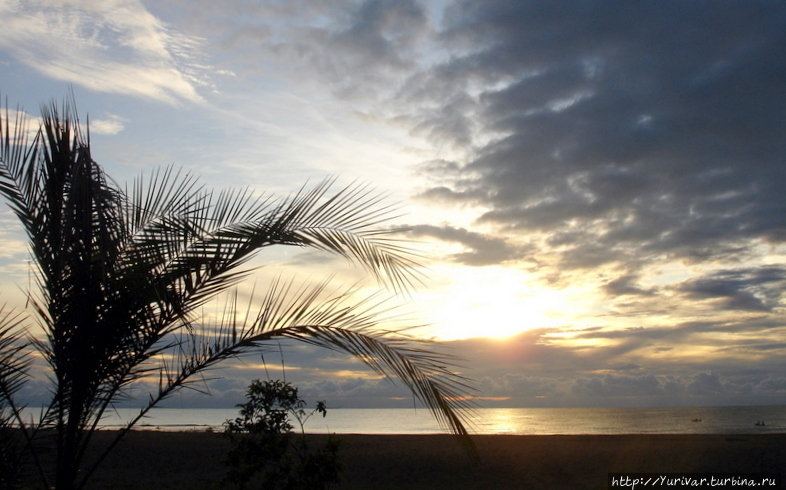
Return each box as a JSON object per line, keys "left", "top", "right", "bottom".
{"left": 686, "top": 372, "right": 726, "bottom": 396}
{"left": 430, "top": 319, "right": 786, "bottom": 406}
{"left": 675, "top": 266, "right": 786, "bottom": 312}
{"left": 305, "top": 0, "right": 432, "bottom": 98}
{"left": 475, "top": 371, "right": 786, "bottom": 407}
{"left": 0, "top": 0, "right": 206, "bottom": 104}
{"left": 408, "top": 224, "right": 527, "bottom": 266}
{"left": 36, "top": 321, "right": 786, "bottom": 409}
{"left": 409, "top": 0, "right": 786, "bottom": 278}
{"left": 602, "top": 274, "right": 658, "bottom": 298}
{"left": 459, "top": 326, "right": 786, "bottom": 406}
{"left": 218, "top": 2, "right": 786, "bottom": 297}
{"left": 89, "top": 113, "right": 126, "bottom": 135}
{"left": 171, "top": 0, "right": 436, "bottom": 101}
{"left": 117, "top": 338, "right": 433, "bottom": 409}
{"left": 570, "top": 374, "right": 663, "bottom": 398}
{"left": 35, "top": 0, "right": 780, "bottom": 284}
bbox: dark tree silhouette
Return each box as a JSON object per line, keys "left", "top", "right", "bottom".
{"left": 0, "top": 94, "right": 474, "bottom": 490}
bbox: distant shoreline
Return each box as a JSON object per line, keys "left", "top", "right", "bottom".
{"left": 21, "top": 405, "right": 786, "bottom": 436}
{"left": 53, "top": 431, "right": 783, "bottom": 489}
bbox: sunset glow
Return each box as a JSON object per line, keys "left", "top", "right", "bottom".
{"left": 417, "top": 267, "right": 583, "bottom": 340}
{"left": 2, "top": 0, "right": 786, "bottom": 409}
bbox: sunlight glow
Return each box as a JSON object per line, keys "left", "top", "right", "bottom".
{"left": 417, "top": 267, "right": 582, "bottom": 340}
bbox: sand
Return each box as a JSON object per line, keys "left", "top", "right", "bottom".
{"left": 20, "top": 431, "right": 786, "bottom": 489}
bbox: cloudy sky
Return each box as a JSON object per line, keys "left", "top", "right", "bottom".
{"left": 2, "top": 0, "right": 786, "bottom": 410}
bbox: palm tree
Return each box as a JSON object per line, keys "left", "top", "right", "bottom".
{"left": 0, "top": 94, "right": 474, "bottom": 490}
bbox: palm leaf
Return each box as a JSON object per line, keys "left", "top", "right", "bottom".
{"left": 0, "top": 306, "right": 29, "bottom": 414}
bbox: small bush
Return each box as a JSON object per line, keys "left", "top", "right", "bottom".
{"left": 224, "top": 379, "right": 342, "bottom": 490}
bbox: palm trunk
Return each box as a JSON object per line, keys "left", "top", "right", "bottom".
{"left": 53, "top": 395, "right": 82, "bottom": 490}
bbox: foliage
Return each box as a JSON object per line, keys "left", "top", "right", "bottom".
{"left": 0, "top": 308, "right": 30, "bottom": 490}
{"left": 224, "top": 379, "right": 341, "bottom": 490}
{"left": 0, "top": 93, "right": 474, "bottom": 490}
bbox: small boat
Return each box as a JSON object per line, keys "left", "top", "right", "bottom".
{"left": 755, "top": 421, "right": 765, "bottom": 426}
{"left": 691, "top": 418, "right": 702, "bottom": 422}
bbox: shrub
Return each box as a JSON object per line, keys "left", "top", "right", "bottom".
{"left": 224, "top": 379, "right": 342, "bottom": 490}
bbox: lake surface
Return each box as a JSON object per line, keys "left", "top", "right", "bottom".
{"left": 23, "top": 405, "right": 786, "bottom": 435}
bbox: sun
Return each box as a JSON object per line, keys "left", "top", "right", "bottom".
{"left": 415, "top": 266, "right": 579, "bottom": 340}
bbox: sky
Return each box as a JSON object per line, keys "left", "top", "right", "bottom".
{"left": 2, "top": 0, "right": 786, "bottom": 410}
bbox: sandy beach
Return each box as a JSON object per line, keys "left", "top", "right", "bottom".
{"left": 40, "top": 431, "right": 782, "bottom": 489}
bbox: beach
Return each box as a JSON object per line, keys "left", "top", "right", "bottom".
{"left": 60, "top": 431, "right": 785, "bottom": 489}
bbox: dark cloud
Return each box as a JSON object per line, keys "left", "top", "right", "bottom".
{"left": 675, "top": 266, "right": 786, "bottom": 312}
{"left": 602, "top": 274, "right": 658, "bottom": 298}
{"left": 411, "top": 0, "right": 786, "bottom": 275}
{"left": 570, "top": 374, "right": 662, "bottom": 398}
{"left": 686, "top": 372, "right": 726, "bottom": 396}
{"left": 176, "top": 0, "right": 786, "bottom": 280}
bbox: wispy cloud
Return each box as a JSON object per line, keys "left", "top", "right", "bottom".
{"left": 0, "top": 0, "right": 207, "bottom": 104}
{"left": 89, "top": 112, "right": 126, "bottom": 135}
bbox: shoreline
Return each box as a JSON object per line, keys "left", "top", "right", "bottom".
{"left": 53, "top": 431, "right": 783, "bottom": 489}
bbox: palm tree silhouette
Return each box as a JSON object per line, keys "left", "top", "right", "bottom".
{"left": 0, "top": 94, "right": 473, "bottom": 490}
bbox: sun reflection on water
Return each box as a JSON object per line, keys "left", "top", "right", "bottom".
{"left": 471, "top": 408, "right": 535, "bottom": 435}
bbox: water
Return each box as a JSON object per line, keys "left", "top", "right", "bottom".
{"left": 468, "top": 406, "right": 786, "bottom": 435}
{"left": 21, "top": 405, "right": 786, "bottom": 435}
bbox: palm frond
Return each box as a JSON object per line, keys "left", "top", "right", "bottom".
{"left": 202, "top": 279, "right": 474, "bottom": 437}
{"left": 0, "top": 306, "right": 29, "bottom": 412}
